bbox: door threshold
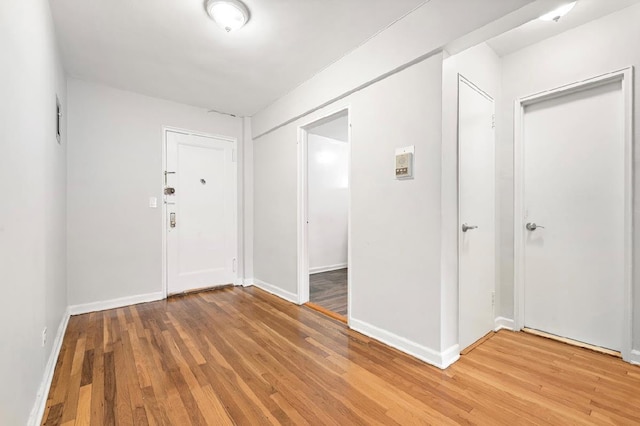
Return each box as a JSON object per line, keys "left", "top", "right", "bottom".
{"left": 305, "top": 302, "right": 347, "bottom": 324}
{"left": 460, "top": 331, "right": 496, "bottom": 356}
{"left": 168, "top": 284, "right": 234, "bottom": 298}
{"left": 522, "top": 328, "right": 621, "bottom": 358}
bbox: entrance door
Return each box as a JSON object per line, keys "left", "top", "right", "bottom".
{"left": 522, "top": 79, "right": 625, "bottom": 351}
{"left": 166, "top": 130, "right": 237, "bottom": 295}
{"left": 458, "top": 76, "right": 496, "bottom": 351}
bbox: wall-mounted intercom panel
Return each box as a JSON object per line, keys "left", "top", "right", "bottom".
{"left": 395, "top": 146, "right": 414, "bottom": 179}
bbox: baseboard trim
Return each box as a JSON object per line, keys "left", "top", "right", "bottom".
{"left": 28, "top": 308, "right": 71, "bottom": 426}
{"left": 629, "top": 350, "right": 640, "bottom": 365}
{"left": 309, "top": 263, "right": 347, "bottom": 275}
{"left": 440, "top": 344, "right": 461, "bottom": 369}
{"left": 494, "top": 316, "right": 515, "bottom": 332}
{"left": 350, "top": 317, "right": 459, "bottom": 369}
{"left": 68, "top": 291, "right": 165, "bottom": 316}
{"left": 242, "top": 278, "right": 254, "bottom": 287}
{"left": 252, "top": 279, "right": 299, "bottom": 304}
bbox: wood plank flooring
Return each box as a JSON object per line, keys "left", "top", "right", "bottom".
{"left": 43, "top": 286, "right": 640, "bottom": 425}
{"left": 309, "top": 268, "right": 347, "bottom": 316}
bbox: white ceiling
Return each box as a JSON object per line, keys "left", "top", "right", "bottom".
{"left": 308, "top": 114, "right": 349, "bottom": 143}
{"left": 50, "top": 0, "right": 426, "bottom": 116}
{"left": 487, "top": 0, "right": 640, "bottom": 57}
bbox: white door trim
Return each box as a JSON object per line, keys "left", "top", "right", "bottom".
{"left": 457, "top": 74, "right": 495, "bottom": 350}
{"left": 161, "top": 126, "right": 240, "bottom": 299}
{"left": 513, "top": 67, "right": 634, "bottom": 361}
{"left": 296, "top": 107, "right": 352, "bottom": 323}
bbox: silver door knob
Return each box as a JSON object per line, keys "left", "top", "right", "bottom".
{"left": 462, "top": 223, "right": 478, "bottom": 233}
{"left": 526, "top": 222, "right": 544, "bottom": 231}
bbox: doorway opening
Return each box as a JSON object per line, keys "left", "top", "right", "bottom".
{"left": 298, "top": 109, "right": 350, "bottom": 323}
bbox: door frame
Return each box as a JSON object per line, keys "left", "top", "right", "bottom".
{"left": 513, "top": 67, "right": 634, "bottom": 360}
{"left": 457, "top": 74, "right": 496, "bottom": 348}
{"left": 161, "top": 126, "right": 240, "bottom": 298}
{"left": 296, "top": 107, "right": 352, "bottom": 321}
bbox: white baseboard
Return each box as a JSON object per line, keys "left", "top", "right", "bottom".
{"left": 241, "top": 278, "right": 254, "bottom": 287}
{"left": 252, "top": 279, "right": 299, "bottom": 304}
{"left": 494, "top": 317, "right": 515, "bottom": 332}
{"left": 350, "top": 317, "right": 459, "bottom": 369}
{"left": 309, "top": 263, "right": 348, "bottom": 275}
{"left": 28, "top": 308, "right": 71, "bottom": 426}
{"left": 629, "top": 350, "right": 640, "bottom": 365}
{"left": 440, "top": 344, "right": 461, "bottom": 369}
{"left": 68, "top": 291, "right": 164, "bottom": 316}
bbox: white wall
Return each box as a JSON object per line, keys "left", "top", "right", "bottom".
{"left": 0, "top": 0, "right": 68, "bottom": 423}
{"left": 254, "top": 53, "right": 448, "bottom": 364}
{"left": 67, "top": 79, "right": 243, "bottom": 306}
{"left": 250, "top": 0, "right": 566, "bottom": 369}
{"left": 308, "top": 134, "right": 349, "bottom": 273}
{"left": 441, "top": 43, "right": 502, "bottom": 350}
{"left": 497, "top": 3, "right": 640, "bottom": 354}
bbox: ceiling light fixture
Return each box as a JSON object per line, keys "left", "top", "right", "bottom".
{"left": 206, "top": 0, "right": 250, "bottom": 32}
{"left": 539, "top": 1, "right": 577, "bottom": 22}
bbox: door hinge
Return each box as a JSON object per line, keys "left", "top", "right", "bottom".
{"left": 491, "top": 114, "right": 496, "bottom": 129}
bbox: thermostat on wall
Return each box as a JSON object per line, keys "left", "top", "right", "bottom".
{"left": 395, "top": 146, "right": 414, "bottom": 179}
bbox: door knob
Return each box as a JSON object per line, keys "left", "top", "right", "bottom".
{"left": 462, "top": 223, "right": 478, "bottom": 233}
{"left": 526, "top": 222, "right": 544, "bottom": 231}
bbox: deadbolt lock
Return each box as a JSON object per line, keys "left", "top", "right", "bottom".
{"left": 164, "top": 187, "right": 176, "bottom": 195}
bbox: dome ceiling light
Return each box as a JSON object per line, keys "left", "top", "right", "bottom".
{"left": 206, "top": 0, "right": 250, "bottom": 32}
{"left": 539, "top": 1, "right": 577, "bottom": 22}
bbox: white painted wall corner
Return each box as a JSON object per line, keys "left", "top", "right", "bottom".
{"left": 629, "top": 350, "right": 640, "bottom": 365}
{"left": 68, "top": 291, "right": 164, "bottom": 316}
{"left": 28, "top": 309, "right": 71, "bottom": 426}
{"left": 252, "top": 279, "right": 299, "bottom": 304}
{"left": 350, "top": 317, "right": 459, "bottom": 369}
{"left": 494, "top": 317, "right": 515, "bottom": 332}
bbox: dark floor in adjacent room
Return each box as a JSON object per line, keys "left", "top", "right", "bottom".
{"left": 309, "top": 268, "right": 348, "bottom": 316}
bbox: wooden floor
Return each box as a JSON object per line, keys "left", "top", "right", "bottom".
{"left": 309, "top": 268, "right": 347, "bottom": 316}
{"left": 43, "top": 287, "right": 640, "bottom": 425}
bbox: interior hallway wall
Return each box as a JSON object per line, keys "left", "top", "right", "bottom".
{"left": 497, "top": 3, "right": 640, "bottom": 355}
{"left": 308, "top": 134, "right": 349, "bottom": 273}
{"left": 67, "top": 79, "right": 243, "bottom": 307}
{"left": 0, "top": 0, "right": 68, "bottom": 423}
{"left": 254, "top": 53, "right": 447, "bottom": 363}
{"left": 250, "top": 0, "right": 555, "bottom": 369}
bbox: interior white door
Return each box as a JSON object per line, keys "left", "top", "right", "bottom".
{"left": 522, "top": 80, "right": 625, "bottom": 351}
{"left": 166, "top": 131, "right": 237, "bottom": 295}
{"left": 459, "top": 77, "right": 496, "bottom": 351}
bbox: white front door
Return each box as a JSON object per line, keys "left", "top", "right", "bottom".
{"left": 459, "top": 77, "right": 496, "bottom": 351}
{"left": 522, "top": 80, "right": 625, "bottom": 351}
{"left": 166, "top": 130, "right": 237, "bottom": 295}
